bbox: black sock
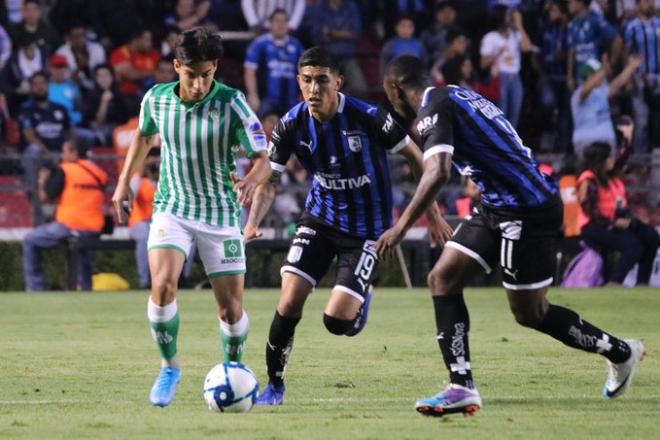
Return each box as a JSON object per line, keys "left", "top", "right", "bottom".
{"left": 538, "top": 304, "right": 631, "bottom": 363}
{"left": 265, "top": 311, "right": 301, "bottom": 386}
{"left": 432, "top": 294, "right": 474, "bottom": 389}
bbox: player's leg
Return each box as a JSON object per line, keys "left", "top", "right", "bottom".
{"left": 501, "top": 205, "right": 644, "bottom": 399}
{"left": 257, "top": 222, "right": 335, "bottom": 405}
{"left": 209, "top": 274, "right": 248, "bottom": 363}
{"left": 195, "top": 228, "right": 249, "bottom": 363}
{"left": 416, "top": 214, "right": 498, "bottom": 417}
{"left": 146, "top": 213, "right": 193, "bottom": 407}
{"left": 324, "top": 240, "right": 377, "bottom": 337}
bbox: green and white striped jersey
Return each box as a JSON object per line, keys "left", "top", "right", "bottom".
{"left": 139, "top": 81, "right": 266, "bottom": 227}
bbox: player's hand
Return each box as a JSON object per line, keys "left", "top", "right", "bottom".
{"left": 111, "top": 180, "right": 134, "bottom": 224}
{"left": 376, "top": 224, "right": 405, "bottom": 259}
{"left": 426, "top": 208, "right": 453, "bottom": 247}
{"left": 613, "top": 218, "right": 631, "bottom": 229}
{"left": 244, "top": 223, "right": 263, "bottom": 242}
{"left": 230, "top": 172, "right": 257, "bottom": 207}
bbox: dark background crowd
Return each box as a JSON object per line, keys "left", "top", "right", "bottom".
{"left": 0, "top": 0, "right": 659, "bottom": 289}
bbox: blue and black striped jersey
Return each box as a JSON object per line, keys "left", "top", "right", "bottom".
{"left": 269, "top": 93, "right": 411, "bottom": 239}
{"left": 417, "top": 86, "right": 558, "bottom": 209}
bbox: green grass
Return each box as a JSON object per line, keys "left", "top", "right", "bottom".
{"left": 0, "top": 288, "right": 658, "bottom": 439}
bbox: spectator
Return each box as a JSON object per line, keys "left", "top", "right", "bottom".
{"left": 380, "top": 0, "right": 433, "bottom": 39}
{"left": 140, "top": 57, "right": 178, "bottom": 97}
{"left": 241, "top": 0, "right": 306, "bottom": 34}
{"left": 48, "top": 54, "right": 83, "bottom": 127}
{"left": 7, "top": 0, "right": 59, "bottom": 58}
{"left": 571, "top": 56, "right": 642, "bottom": 156}
{"left": 22, "top": 138, "right": 108, "bottom": 291}
{"left": 55, "top": 24, "right": 107, "bottom": 92}
{"left": 539, "top": 0, "right": 571, "bottom": 153}
{"left": 84, "top": 64, "right": 129, "bottom": 145}
{"left": 456, "top": 178, "right": 480, "bottom": 218}
{"left": 164, "top": 0, "right": 211, "bottom": 31}
{"left": 161, "top": 26, "right": 180, "bottom": 58}
{"left": 420, "top": 0, "right": 459, "bottom": 67}
{"left": 624, "top": 0, "right": 660, "bottom": 152}
{"left": 480, "top": 6, "right": 534, "bottom": 128}
{"left": 430, "top": 29, "right": 470, "bottom": 84}
{"left": 2, "top": 34, "right": 44, "bottom": 107}
{"left": 113, "top": 116, "right": 139, "bottom": 171}
{"left": 577, "top": 123, "right": 660, "bottom": 286}
{"left": 567, "top": 0, "right": 622, "bottom": 92}
{"left": 110, "top": 29, "right": 160, "bottom": 107}
{"left": 439, "top": 54, "right": 502, "bottom": 103}
{"left": 244, "top": 9, "right": 304, "bottom": 116}
{"left": 312, "top": 0, "right": 368, "bottom": 97}
{"left": 19, "top": 71, "right": 71, "bottom": 199}
{"left": 380, "top": 15, "right": 427, "bottom": 78}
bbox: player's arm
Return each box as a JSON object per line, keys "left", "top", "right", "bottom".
{"left": 244, "top": 169, "right": 280, "bottom": 241}
{"left": 112, "top": 131, "right": 155, "bottom": 223}
{"left": 231, "top": 150, "right": 271, "bottom": 207}
{"left": 397, "top": 142, "right": 453, "bottom": 246}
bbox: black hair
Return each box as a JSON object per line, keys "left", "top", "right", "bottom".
{"left": 577, "top": 0, "right": 591, "bottom": 7}
{"left": 445, "top": 27, "right": 466, "bottom": 46}
{"left": 491, "top": 5, "right": 509, "bottom": 30}
{"left": 441, "top": 54, "right": 468, "bottom": 85}
{"left": 297, "top": 46, "right": 340, "bottom": 74}
{"left": 127, "top": 28, "right": 151, "bottom": 42}
{"left": 549, "top": 0, "right": 569, "bottom": 15}
{"left": 93, "top": 63, "right": 115, "bottom": 77}
{"left": 29, "top": 70, "right": 48, "bottom": 83}
{"left": 269, "top": 8, "right": 288, "bottom": 21}
{"left": 582, "top": 142, "right": 612, "bottom": 185}
{"left": 384, "top": 55, "right": 428, "bottom": 89}
{"left": 66, "top": 136, "right": 87, "bottom": 158}
{"left": 396, "top": 13, "right": 415, "bottom": 25}
{"left": 434, "top": 0, "right": 456, "bottom": 12}
{"left": 174, "top": 26, "right": 224, "bottom": 65}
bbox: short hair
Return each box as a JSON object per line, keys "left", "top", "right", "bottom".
{"left": 65, "top": 136, "right": 88, "bottom": 158}
{"left": 445, "top": 28, "right": 466, "bottom": 46}
{"left": 441, "top": 55, "right": 467, "bottom": 85}
{"left": 549, "top": 0, "right": 569, "bottom": 15}
{"left": 396, "top": 13, "right": 415, "bottom": 25}
{"left": 384, "top": 55, "right": 428, "bottom": 89}
{"left": 297, "top": 47, "right": 340, "bottom": 74}
{"left": 269, "top": 8, "right": 288, "bottom": 21}
{"left": 174, "top": 27, "right": 224, "bottom": 65}
{"left": 575, "top": 0, "right": 591, "bottom": 7}
{"left": 93, "top": 63, "right": 115, "bottom": 77}
{"left": 29, "top": 70, "right": 48, "bottom": 83}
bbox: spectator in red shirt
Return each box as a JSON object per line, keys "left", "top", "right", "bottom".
{"left": 109, "top": 29, "right": 160, "bottom": 105}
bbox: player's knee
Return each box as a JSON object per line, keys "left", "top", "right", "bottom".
{"left": 427, "top": 269, "right": 454, "bottom": 294}
{"left": 510, "top": 306, "right": 545, "bottom": 329}
{"left": 323, "top": 313, "right": 354, "bottom": 335}
{"left": 151, "top": 276, "right": 178, "bottom": 305}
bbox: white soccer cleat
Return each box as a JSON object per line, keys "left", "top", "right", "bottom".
{"left": 603, "top": 339, "right": 645, "bottom": 399}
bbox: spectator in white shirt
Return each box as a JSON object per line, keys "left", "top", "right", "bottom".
{"left": 55, "top": 24, "right": 107, "bottom": 92}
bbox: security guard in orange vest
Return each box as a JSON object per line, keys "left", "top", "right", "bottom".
{"left": 22, "top": 139, "right": 108, "bottom": 291}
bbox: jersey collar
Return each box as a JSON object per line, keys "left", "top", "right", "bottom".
{"left": 174, "top": 80, "right": 219, "bottom": 110}
{"left": 421, "top": 87, "right": 435, "bottom": 108}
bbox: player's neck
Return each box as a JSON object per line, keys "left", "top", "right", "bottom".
{"left": 409, "top": 87, "right": 426, "bottom": 113}
{"left": 310, "top": 98, "right": 339, "bottom": 123}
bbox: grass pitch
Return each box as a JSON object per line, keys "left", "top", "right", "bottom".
{"left": 0, "top": 287, "right": 658, "bottom": 439}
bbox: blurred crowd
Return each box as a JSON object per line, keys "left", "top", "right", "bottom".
{"left": 0, "top": 1, "right": 657, "bottom": 235}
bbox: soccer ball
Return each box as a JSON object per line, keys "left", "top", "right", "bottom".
{"left": 203, "top": 362, "right": 259, "bottom": 413}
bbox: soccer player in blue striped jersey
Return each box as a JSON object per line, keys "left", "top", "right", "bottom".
{"left": 246, "top": 47, "right": 453, "bottom": 405}
{"left": 378, "top": 55, "right": 645, "bottom": 417}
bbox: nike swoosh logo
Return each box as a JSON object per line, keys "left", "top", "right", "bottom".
{"left": 604, "top": 375, "right": 629, "bottom": 398}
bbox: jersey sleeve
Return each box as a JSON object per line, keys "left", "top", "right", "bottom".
{"left": 244, "top": 39, "right": 262, "bottom": 69}
{"left": 268, "top": 118, "right": 294, "bottom": 173}
{"left": 417, "top": 95, "right": 454, "bottom": 161}
{"left": 229, "top": 91, "right": 268, "bottom": 157}
{"left": 373, "top": 107, "right": 410, "bottom": 154}
{"left": 138, "top": 88, "right": 158, "bottom": 136}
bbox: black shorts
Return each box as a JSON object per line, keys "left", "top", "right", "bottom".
{"left": 447, "top": 200, "right": 563, "bottom": 290}
{"left": 281, "top": 217, "right": 377, "bottom": 302}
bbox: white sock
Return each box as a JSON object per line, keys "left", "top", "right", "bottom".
{"left": 219, "top": 310, "right": 249, "bottom": 337}
{"left": 147, "top": 297, "right": 180, "bottom": 369}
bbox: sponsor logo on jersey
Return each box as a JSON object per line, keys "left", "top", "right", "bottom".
{"left": 416, "top": 113, "right": 438, "bottom": 135}
{"left": 292, "top": 237, "right": 310, "bottom": 245}
{"left": 382, "top": 113, "right": 394, "bottom": 134}
{"left": 296, "top": 226, "right": 316, "bottom": 236}
{"left": 315, "top": 173, "right": 371, "bottom": 190}
{"left": 287, "top": 245, "right": 303, "bottom": 263}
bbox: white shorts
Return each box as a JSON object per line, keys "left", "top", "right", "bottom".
{"left": 147, "top": 212, "right": 246, "bottom": 278}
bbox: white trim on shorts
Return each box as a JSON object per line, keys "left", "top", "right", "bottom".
{"left": 445, "top": 241, "right": 492, "bottom": 274}
{"left": 502, "top": 277, "right": 553, "bottom": 291}
{"left": 281, "top": 265, "right": 317, "bottom": 287}
{"left": 333, "top": 285, "right": 365, "bottom": 304}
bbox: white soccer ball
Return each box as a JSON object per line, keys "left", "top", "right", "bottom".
{"left": 203, "top": 362, "right": 259, "bottom": 413}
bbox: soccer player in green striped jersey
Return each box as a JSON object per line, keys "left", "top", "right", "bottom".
{"left": 111, "top": 27, "right": 271, "bottom": 407}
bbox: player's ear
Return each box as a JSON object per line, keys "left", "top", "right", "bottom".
{"left": 335, "top": 74, "right": 344, "bottom": 91}
{"left": 173, "top": 58, "right": 181, "bottom": 74}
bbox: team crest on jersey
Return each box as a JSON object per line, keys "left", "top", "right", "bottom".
{"left": 209, "top": 107, "right": 220, "bottom": 119}
{"left": 347, "top": 135, "right": 362, "bottom": 152}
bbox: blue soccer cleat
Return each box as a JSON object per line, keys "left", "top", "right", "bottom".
{"left": 345, "top": 286, "right": 373, "bottom": 337}
{"left": 255, "top": 383, "right": 285, "bottom": 406}
{"left": 149, "top": 366, "right": 181, "bottom": 407}
{"left": 415, "top": 384, "right": 482, "bottom": 417}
